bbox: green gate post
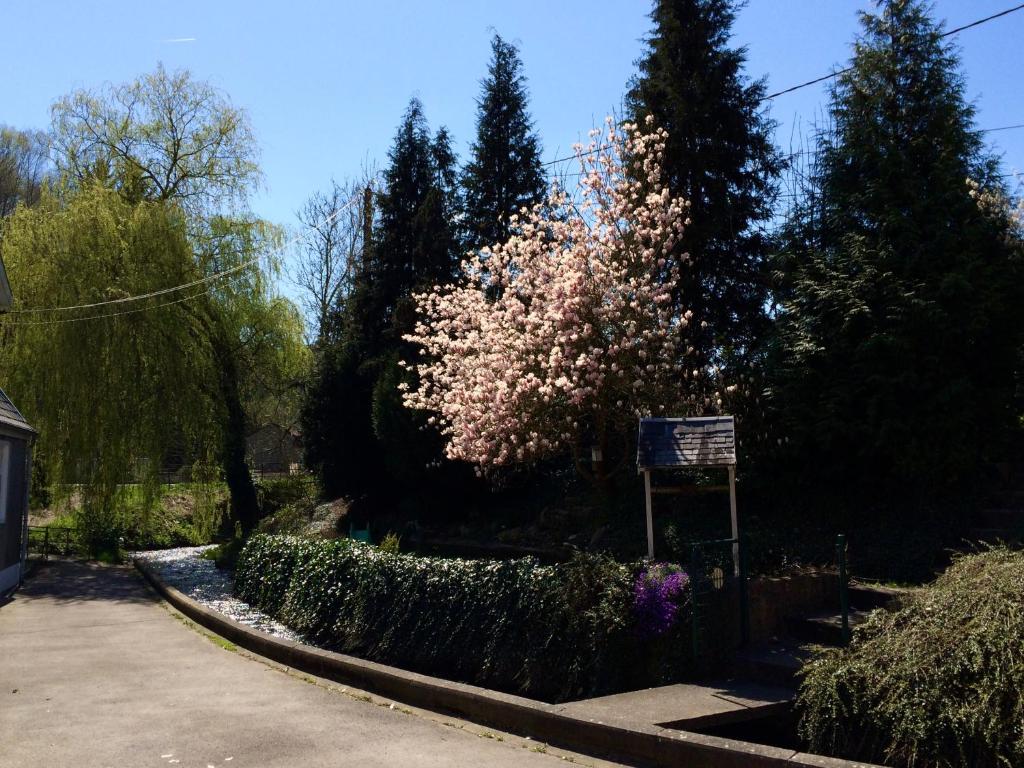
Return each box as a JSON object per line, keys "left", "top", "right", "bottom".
{"left": 690, "top": 543, "right": 702, "bottom": 663}
{"left": 836, "top": 533, "right": 851, "bottom": 645}
{"left": 738, "top": 536, "right": 750, "bottom": 646}
{"left": 43, "top": 527, "right": 49, "bottom": 561}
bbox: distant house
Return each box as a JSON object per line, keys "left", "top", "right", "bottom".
{"left": 0, "top": 256, "right": 36, "bottom": 595}
{"left": 246, "top": 423, "right": 302, "bottom": 475}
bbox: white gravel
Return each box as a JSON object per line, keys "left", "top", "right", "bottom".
{"left": 134, "top": 546, "right": 304, "bottom": 642}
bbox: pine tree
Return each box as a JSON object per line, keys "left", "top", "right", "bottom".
{"left": 462, "top": 35, "right": 546, "bottom": 254}
{"left": 769, "top": 0, "right": 1024, "bottom": 501}
{"left": 302, "top": 99, "right": 465, "bottom": 502}
{"left": 625, "top": 0, "right": 782, "bottom": 373}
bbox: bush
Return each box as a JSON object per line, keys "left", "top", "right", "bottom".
{"left": 235, "top": 534, "right": 695, "bottom": 702}
{"left": 797, "top": 547, "right": 1024, "bottom": 768}
{"left": 255, "top": 474, "right": 316, "bottom": 517}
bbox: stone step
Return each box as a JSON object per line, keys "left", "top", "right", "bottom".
{"left": 786, "top": 608, "right": 871, "bottom": 646}
{"left": 733, "top": 641, "right": 812, "bottom": 689}
{"left": 847, "top": 582, "right": 905, "bottom": 611}
{"left": 557, "top": 679, "right": 793, "bottom": 732}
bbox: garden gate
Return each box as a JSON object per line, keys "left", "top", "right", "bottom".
{"left": 689, "top": 535, "right": 750, "bottom": 663}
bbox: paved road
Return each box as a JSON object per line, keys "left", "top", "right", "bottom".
{"left": 0, "top": 560, "right": 619, "bottom": 768}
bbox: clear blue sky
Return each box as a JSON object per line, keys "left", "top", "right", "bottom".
{"left": 2, "top": 1, "right": 1022, "bottom": 241}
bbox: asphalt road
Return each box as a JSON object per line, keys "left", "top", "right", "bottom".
{"left": 0, "top": 560, "right": 621, "bottom": 768}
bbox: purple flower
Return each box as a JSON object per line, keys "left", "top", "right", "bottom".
{"left": 633, "top": 562, "right": 690, "bottom": 637}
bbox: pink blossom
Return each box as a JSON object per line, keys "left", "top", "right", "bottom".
{"left": 402, "top": 120, "right": 705, "bottom": 469}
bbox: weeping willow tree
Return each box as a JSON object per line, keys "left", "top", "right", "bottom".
{"left": 0, "top": 182, "right": 307, "bottom": 551}
{"left": 0, "top": 66, "right": 310, "bottom": 550}
{"left": 0, "top": 185, "right": 219, "bottom": 549}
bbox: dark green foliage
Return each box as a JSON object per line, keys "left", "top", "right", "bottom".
{"left": 301, "top": 337, "right": 377, "bottom": 500}
{"left": 625, "top": 0, "right": 782, "bottom": 371}
{"left": 373, "top": 101, "right": 462, "bottom": 337}
{"left": 768, "top": 0, "right": 1024, "bottom": 503}
{"left": 302, "top": 100, "right": 464, "bottom": 505}
{"left": 797, "top": 547, "right": 1024, "bottom": 767}
{"left": 462, "top": 34, "right": 546, "bottom": 253}
{"left": 254, "top": 473, "right": 316, "bottom": 518}
{"left": 235, "top": 534, "right": 696, "bottom": 702}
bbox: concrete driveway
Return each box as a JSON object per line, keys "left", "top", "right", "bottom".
{"left": 0, "top": 560, "right": 622, "bottom": 768}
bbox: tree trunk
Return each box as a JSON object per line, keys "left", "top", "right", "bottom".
{"left": 204, "top": 308, "right": 260, "bottom": 536}
{"left": 219, "top": 352, "right": 259, "bottom": 535}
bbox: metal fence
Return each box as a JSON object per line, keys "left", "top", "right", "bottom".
{"left": 26, "top": 526, "right": 76, "bottom": 559}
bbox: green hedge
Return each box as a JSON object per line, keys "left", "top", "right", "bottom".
{"left": 234, "top": 535, "right": 695, "bottom": 702}
{"left": 797, "top": 547, "right": 1024, "bottom": 768}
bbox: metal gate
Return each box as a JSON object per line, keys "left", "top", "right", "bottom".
{"left": 688, "top": 536, "right": 749, "bottom": 663}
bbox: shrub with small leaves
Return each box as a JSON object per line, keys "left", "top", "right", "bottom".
{"left": 234, "top": 534, "right": 697, "bottom": 701}
{"left": 797, "top": 547, "right": 1024, "bottom": 768}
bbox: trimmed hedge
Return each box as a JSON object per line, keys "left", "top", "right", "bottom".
{"left": 797, "top": 547, "right": 1024, "bottom": 768}
{"left": 234, "top": 535, "right": 695, "bottom": 702}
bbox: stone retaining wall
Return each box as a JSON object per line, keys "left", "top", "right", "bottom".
{"left": 135, "top": 559, "right": 880, "bottom": 768}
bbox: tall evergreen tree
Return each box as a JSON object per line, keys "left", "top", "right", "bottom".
{"left": 302, "top": 99, "right": 466, "bottom": 503}
{"left": 768, "top": 0, "right": 1023, "bottom": 501}
{"left": 625, "top": 0, "right": 782, "bottom": 375}
{"left": 462, "top": 35, "right": 546, "bottom": 253}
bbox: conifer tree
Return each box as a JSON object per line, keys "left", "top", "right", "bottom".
{"left": 625, "top": 0, "right": 782, "bottom": 374}
{"left": 302, "top": 99, "right": 465, "bottom": 501}
{"left": 769, "top": 0, "right": 1023, "bottom": 500}
{"left": 462, "top": 35, "right": 546, "bottom": 254}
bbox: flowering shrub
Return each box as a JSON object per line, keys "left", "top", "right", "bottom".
{"left": 402, "top": 117, "right": 706, "bottom": 473}
{"left": 633, "top": 562, "right": 690, "bottom": 637}
{"left": 234, "top": 534, "right": 697, "bottom": 702}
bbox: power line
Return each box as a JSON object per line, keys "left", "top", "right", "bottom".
{"left": 1, "top": 286, "right": 219, "bottom": 326}
{"left": 943, "top": 2, "right": 1024, "bottom": 35}
{"left": 6, "top": 182, "right": 369, "bottom": 316}
{"left": 542, "top": 2, "right": 1024, "bottom": 168}
{"left": 7, "top": 257, "right": 259, "bottom": 315}
{"left": 983, "top": 123, "right": 1024, "bottom": 133}
{"left": 764, "top": 2, "right": 1024, "bottom": 100}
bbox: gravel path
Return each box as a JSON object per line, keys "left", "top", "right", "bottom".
{"left": 133, "top": 546, "right": 304, "bottom": 642}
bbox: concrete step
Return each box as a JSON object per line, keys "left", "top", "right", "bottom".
{"left": 847, "top": 583, "right": 905, "bottom": 611}
{"left": 786, "top": 608, "right": 870, "bottom": 646}
{"left": 733, "top": 641, "right": 813, "bottom": 689}
{"left": 557, "top": 679, "right": 793, "bottom": 732}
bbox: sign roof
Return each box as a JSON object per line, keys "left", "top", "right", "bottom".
{"left": 637, "top": 416, "right": 736, "bottom": 470}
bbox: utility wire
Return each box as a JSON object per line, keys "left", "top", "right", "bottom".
{"left": 6, "top": 181, "right": 370, "bottom": 316}
{"left": 8, "top": 257, "right": 258, "bottom": 315}
{"left": 1, "top": 286, "right": 219, "bottom": 326}
{"left": 983, "top": 123, "right": 1024, "bottom": 133}
{"left": 764, "top": 2, "right": 1024, "bottom": 99}
{"left": 543, "top": 2, "right": 1024, "bottom": 168}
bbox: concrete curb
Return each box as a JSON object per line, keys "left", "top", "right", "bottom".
{"left": 134, "top": 559, "right": 884, "bottom": 768}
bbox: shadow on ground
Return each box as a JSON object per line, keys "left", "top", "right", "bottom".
{"left": 5, "top": 558, "right": 156, "bottom": 608}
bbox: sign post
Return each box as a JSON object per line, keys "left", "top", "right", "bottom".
{"left": 636, "top": 416, "right": 739, "bottom": 571}
{"left": 643, "top": 469, "right": 654, "bottom": 559}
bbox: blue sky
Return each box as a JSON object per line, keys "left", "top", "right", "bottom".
{"left": 2, "top": 1, "right": 1022, "bottom": 244}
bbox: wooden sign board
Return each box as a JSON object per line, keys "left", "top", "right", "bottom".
{"left": 637, "top": 416, "right": 739, "bottom": 566}
{"left": 637, "top": 416, "right": 736, "bottom": 470}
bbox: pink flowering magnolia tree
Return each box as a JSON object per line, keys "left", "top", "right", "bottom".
{"left": 402, "top": 117, "right": 700, "bottom": 483}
